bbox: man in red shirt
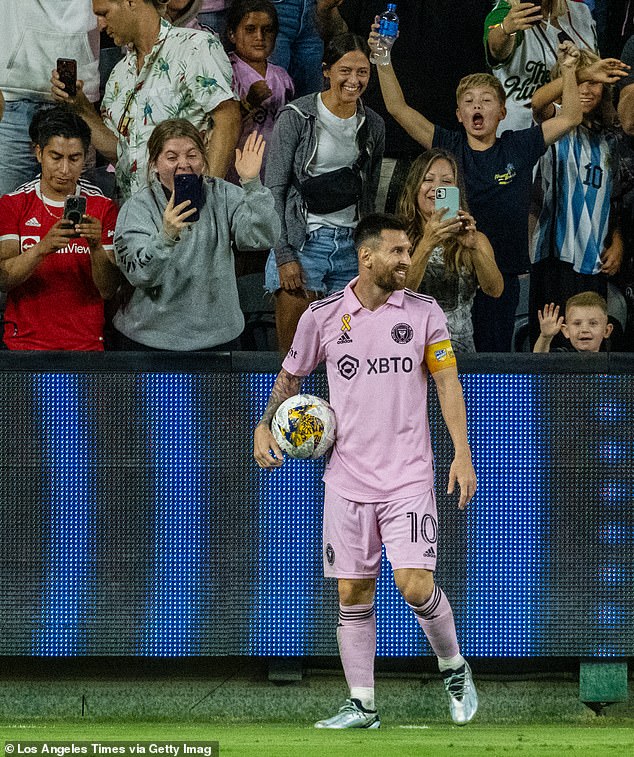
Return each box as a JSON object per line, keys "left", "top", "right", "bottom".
{"left": 0, "top": 106, "right": 120, "bottom": 350}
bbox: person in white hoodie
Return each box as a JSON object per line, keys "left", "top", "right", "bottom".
{"left": 0, "top": 0, "right": 100, "bottom": 196}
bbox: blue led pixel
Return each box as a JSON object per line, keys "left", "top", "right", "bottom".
{"left": 595, "top": 602, "right": 627, "bottom": 627}
{"left": 31, "top": 374, "right": 96, "bottom": 656}
{"left": 595, "top": 441, "right": 631, "bottom": 465}
{"left": 250, "top": 373, "right": 326, "bottom": 655}
{"left": 592, "top": 401, "right": 630, "bottom": 422}
{"left": 3, "top": 368, "right": 630, "bottom": 659}
{"left": 136, "top": 375, "right": 209, "bottom": 656}
{"left": 597, "top": 563, "right": 628, "bottom": 586}
{"left": 597, "top": 522, "right": 627, "bottom": 545}
{"left": 461, "top": 374, "right": 544, "bottom": 657}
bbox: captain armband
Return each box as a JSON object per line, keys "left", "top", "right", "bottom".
{"left": 424, "top": 339, "right": 457, "bottom": 373}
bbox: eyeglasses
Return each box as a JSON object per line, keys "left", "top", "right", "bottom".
{"left": 117, "top": 89, "right": 136, "bottom": 138}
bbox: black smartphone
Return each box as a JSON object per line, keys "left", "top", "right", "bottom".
{"left": 557, "top": 29, "right": 573, "bottom": 44}
{"left": 57, "top": 58, "right": 78, "bottom": 97}
{"left": 173, "top": 173, "right": 202, "bottom": 222}
{"left": 63, "top": 195, "right": 87, "bottom": 226}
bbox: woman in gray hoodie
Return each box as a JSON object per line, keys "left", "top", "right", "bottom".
{"left": 112, "top": 118, "right": 280, "bottom": 350}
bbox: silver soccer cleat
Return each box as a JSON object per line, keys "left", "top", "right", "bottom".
{"left": 443, "top": 661, "right": 478, "bottom": 725}
{"left": 314, "top": 698, "right": 381, "bottom": 729}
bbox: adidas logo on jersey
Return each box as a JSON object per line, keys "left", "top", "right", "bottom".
{"left": 25, "top": 217, "right": 41, "bottom": 227}
{"left": 337, "top": 332, "right": 353, "bottom": 345}
{"left": 423, "top": 547, "right": 436, "bottom": 558}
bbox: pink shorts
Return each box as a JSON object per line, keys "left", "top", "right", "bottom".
{"left": 323, "top": 485, "right": 438, "bottom": 578}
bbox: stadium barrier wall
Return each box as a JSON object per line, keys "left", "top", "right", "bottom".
{"left": 0, "top": 352, "right": 632, "bottom": 658}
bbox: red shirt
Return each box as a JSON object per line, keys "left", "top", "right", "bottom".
{"left": 0, "top": 179, "right": 117, "bottom": 350}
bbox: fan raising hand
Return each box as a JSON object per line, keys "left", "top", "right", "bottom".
{"left": 235, "top": 131, "right": 266, "bottom": 183}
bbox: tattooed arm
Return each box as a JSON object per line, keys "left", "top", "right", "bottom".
{"left": 253, "top": 368, "right": 303, "bottom": 468}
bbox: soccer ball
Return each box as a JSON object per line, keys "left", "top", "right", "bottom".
{"left": 272, "top": 394, "right": 336, "bottom": 459}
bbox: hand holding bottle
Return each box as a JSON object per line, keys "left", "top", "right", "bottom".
{"left": 369, "top": 3, "right": 399, "bottom": 66}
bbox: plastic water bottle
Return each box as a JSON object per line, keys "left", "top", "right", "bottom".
{"left": 370, "top": 3, "right": 399, "bottom": 66}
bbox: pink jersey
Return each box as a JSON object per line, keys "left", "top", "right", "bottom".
{"left": 283, "top": 278, "right": 452, "bottom": 502}
{"left": 0, "top": 179, "right": 117, "bottom": 351}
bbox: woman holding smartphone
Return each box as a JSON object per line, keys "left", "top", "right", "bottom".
{"left": 485, "top": 0, "right": 597, "bottom": 131}
{"left": 111, "top": 118, "right": 280, "bottom": 351}
{"left": 397, "top": 149, "right": 503, "bottom": 353}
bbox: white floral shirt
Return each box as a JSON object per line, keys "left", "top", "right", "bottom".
{"left": 101, "top": 18, "right": 236, "bottom": 199}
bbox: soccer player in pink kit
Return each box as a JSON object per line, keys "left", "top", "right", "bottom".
{"left": 254, "top": 213, "right": 478, "bottom": 729}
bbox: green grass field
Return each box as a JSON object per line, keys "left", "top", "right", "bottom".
{"left": 0, "top": 668, "right": 632, "bottom": 756}
{"left": 2, "top": 721, "right": 634, "bottom": 757}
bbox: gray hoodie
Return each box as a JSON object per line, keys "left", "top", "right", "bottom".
{"left": 113, "top": 176, "right": 280, "bottom": 350}
{"left": 264, "top": 93, "right": 385, "bottom": 267}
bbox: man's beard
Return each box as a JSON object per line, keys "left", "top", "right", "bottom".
{"left": 375, "top": 269, "right": 407, "bottom": 293}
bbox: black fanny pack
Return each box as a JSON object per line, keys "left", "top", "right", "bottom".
{"left": 295, "top": 118, "right": 370, "bottom": 215}
{"left": 296, "top": 164, "right": 363, "bottom": 215}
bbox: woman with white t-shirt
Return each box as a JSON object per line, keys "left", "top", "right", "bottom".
{"left": 264, "top": 33, "right": 384, "bottom": 354}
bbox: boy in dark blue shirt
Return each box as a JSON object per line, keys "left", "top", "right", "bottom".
{"left": 372, "top": 35, "right": 583, "bottom": 350}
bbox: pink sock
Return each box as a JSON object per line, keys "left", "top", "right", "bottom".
{"left": 336, "top": 603, "right": 376, "bottom": 690}
{"left": 409, "top": 585, "right": 460, "bottom": 659}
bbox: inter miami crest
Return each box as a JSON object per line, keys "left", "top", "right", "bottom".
{"left": 391, "top": 323, "right": 413, "bottom": 344}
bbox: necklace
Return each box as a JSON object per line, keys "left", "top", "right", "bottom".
{"left": 40, "top": 191, "right": 65, "bottom": 221}
{"left": 41, "top": 201, "right": 63, "bottom": 220}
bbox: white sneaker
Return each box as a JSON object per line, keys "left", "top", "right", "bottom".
{"left": 442, "top": 661, "right": 478, "bottom": 725}
{"left": 314, "top": 698, "right": 380, "bottom": 729}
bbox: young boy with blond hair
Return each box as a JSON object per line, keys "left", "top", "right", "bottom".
{"left": 533, "top": 291, "right": 613, "bottom": 352}
{"left": 371, "top": 30, "right": 584, "bottom": 351}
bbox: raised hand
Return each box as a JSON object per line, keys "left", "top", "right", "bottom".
{"left": 235, "top": 130, "right": 265, "bottom": 183}
{"left": 501, "top": 2, "right": 543, "bottom": 35}
{"left": 558, "top": 41, "right": 581, "bottom": 70}
{"left": 455, "top": 210, "right": 478, "bottom": 250}
{"left": 50, "top": 69, "right": 91, "bottom": 113}
{"left": 580, "top": 57, "right": 630, "bottom": 85}
{"left": 537, "top": 302, "right": 564, "bottom": 339}
{"left": 368, "top": 16, "right": 380, "bottom": 54}
{"left": 422, "top": 207, "right": 464, "bottom": 249}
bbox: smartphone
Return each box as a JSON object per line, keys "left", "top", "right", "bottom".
{"left": 56, "top": 58, "right": 78, "bottom": 97}
{"left": 63, "top": 195, "right": 87, "bottom": 226}
{"left": 173, "top": 173, "right": 203, "bottom": 222}
{"left": 557, "top": 29, "right": 573, "bottom": 44}
{"left": 435, "top": 186, "right": 460, "bottom": 219}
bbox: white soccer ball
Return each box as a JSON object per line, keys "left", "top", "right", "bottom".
{"left": 272, "top": 394, "right": 336, "bottom": 459}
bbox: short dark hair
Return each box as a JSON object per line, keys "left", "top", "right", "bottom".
{"left": 28, "top": 105, "right": 91, "bottom": 153}
{"left": 353, "top": 213, "right": 408, "bottom": 249}
{"left": 226, "top": 0, "right": 279, "bottom": 37}
{"left": 323, "top": 32, "right": 370, "bottom": 69}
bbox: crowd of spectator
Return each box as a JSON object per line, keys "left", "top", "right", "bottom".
{"left": 0, "top": 0, "right": 632, "bottom": 354}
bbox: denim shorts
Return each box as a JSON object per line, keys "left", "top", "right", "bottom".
{"left": 265, "top": 226, "right": 358, "bottom": 295}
